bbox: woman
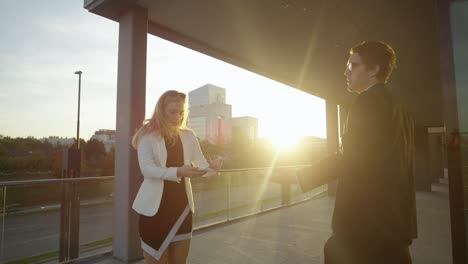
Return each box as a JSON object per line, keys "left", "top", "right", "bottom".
{"left": 131, "top": 90, "right": 222, "bottom": 264}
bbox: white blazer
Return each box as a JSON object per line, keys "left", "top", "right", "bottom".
{"left": 132, "top": 129, "right": 209, "bottom": 216}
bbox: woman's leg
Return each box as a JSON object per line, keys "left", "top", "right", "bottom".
{"left": 143, "top": 250, "right": 169, "bottom": 264}
{"left": 168, "top": 239, "right": 191, "bottom": 264}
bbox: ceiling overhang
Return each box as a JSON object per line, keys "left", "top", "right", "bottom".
{"left": 85, "top": 0, "right": 445, "bottom": 126}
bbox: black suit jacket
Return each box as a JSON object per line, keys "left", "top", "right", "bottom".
{"left": 298, "top": 83, "right": 417, "bottom": 242}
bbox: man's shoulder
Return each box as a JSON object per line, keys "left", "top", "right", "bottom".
{"left": 362, "top": 83, "right": 406, "bottom": 107}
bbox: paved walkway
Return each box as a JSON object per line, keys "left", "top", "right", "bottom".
{"left": 88, "top": 183, "right": 451, "bottom": 264}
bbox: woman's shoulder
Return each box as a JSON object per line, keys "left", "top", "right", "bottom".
{"left": 138, "top": 131, "right": 162, "bottom": 144}
{"left": 180, "top": 128, "right": 198, "bottom": 139}
{"left": 180, "top": 128, "right": 194, "bottom": 134}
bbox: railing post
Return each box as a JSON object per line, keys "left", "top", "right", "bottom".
{"left": 226, "top": 173, "right": 231, "bottom": 221}
{"left": 260, "top": 171, "right": 264, "bottom": 212}
{"left": 59, "top": 147, "right": 81, "bottom": 262}
{"left": 59, "top": 171, "right": 70, "bottom": 262}
{"left": 1, "top": 186, "right": 6, "bottom": 258}
{"left": 281, "top": 183, "right": 291, "bottom": 206}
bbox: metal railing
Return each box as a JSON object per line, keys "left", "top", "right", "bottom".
{"left": 0, "top": 165, "right": 328, "bottom": 264}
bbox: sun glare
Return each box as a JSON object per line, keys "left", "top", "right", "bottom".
{"left": 270, "top": 133, "right": 300, "bottom": 149}
{"left": 265, "top": 122, "right": 304, "bottom": 150}
{"left": 245, "top": 86, "right": 326, "bottom": 146}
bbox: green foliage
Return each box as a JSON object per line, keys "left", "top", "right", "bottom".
{"left": 101, "top": 146, "right": 115, "bottom": 176}
{"left": 0, "top": 136, "right": 115, "bottom": 179}
{"left": 83, "top": 139, "right": 106, "bottom": 166}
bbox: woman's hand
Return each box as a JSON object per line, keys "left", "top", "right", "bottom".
{"left": 177, "top": 165, "right": 206, "bottom": 178}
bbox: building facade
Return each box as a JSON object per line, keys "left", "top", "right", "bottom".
{"left": 188, "top": 84, "right": 232, "bottom": 145}
{"left": 231, "top": 116, "right": 258, "bottom": 146}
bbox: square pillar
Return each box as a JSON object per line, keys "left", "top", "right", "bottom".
{"left": 428, "top": 127, "right": 445, "bottom": 183}
{"left": 414, "top": 126, "right": 432, "bottom": 191}
{"left": 113, "top": 6, "right": 147, "bottom": 262}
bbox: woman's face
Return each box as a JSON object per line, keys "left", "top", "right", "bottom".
{"left": 164, "top": 101, "right": 185, "bottom": 127}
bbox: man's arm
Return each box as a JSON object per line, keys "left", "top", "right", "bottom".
{"left": 296, "top": 153, "right": 342, "bottom": 192}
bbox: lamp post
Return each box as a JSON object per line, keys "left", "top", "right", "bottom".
{"left": 74, "top": 70, "right": 82, "bottom": 149}
{"left": 58, "top": 70, "right": 82, "bottom": 262}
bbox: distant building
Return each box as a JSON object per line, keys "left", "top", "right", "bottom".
{"left": 40, "top": 136, "right": 75, "bottom": 146}
{"left": 90, "top": 129, "right": 115, "bottom": 152}
{"left": 188, "top": 84, "right": 232, "bottom": 145}
{"left": 231, "top": 116, "right": 258, "bottom": 146}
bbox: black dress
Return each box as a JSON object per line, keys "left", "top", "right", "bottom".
{"left": 139, "top": 135, "right": 192, "bottom": 260}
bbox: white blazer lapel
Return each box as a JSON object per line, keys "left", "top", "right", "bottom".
{"left": 157, "top": 135, "right": 167, "bottom": 167}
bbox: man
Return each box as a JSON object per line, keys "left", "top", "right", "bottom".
{"left": 276, "top": 41, "right": 417, "bottom": 263}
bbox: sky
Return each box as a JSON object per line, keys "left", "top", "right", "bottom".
{"left": 0, "top": 1, "right": 326, "bottom": 141}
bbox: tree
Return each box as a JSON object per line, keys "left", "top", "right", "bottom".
{"left": 0, "top": 143, "right": 8, "bottom": 156}
{"left": 83, "top": 139, "right": 106, "bottom": 167}
{"left": 101, "top": 146, "right": 115, "bottom": 176}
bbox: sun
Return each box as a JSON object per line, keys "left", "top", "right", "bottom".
{"left": 272, "top": 136, "right": 299, "bottom": 149}
{"left": 269, "top": 130, "right": 301, "bottom": 150}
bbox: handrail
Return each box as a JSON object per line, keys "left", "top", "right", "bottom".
{"left": 0, "top": 176, "right": 115, "bottom": 187}
{"left": 0, "top": 165, "right": 313, "bottom": 187}
{"left": 2, "top": 163, "right": 465, "bottom": 187}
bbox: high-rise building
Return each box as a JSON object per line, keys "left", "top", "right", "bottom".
{"left": 188, "top": 84, "right": 232, "bottom": 145}
{"left": 231, "top": 116, "right": 258, "bottom": 146}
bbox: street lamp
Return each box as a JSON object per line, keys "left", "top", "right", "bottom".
{"left": 58, "top": 70, "right": 83, "bottom": 262}
{"left": 74, "top": 71, "right": 82, "bottom": 149}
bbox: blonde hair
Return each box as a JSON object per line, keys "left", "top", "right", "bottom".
{"left": 131, "top": 90, "right": 187, "bottom": 149}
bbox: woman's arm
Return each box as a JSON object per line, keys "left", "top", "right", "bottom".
{"left": 137, "top": 134, "right": 179, "bottom": 182}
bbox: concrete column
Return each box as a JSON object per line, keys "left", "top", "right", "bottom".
{"left": 326, "top": 101, "right": 339, "bottom": 195}
{"left": 436, "top": 0, "right": 466, "bottom": 262}
{"left": 414, "top": 126, "right": 432, "bottom": 191}
{"left": 428, "top": 127, "right": 445, "bottom": 183}
{"left": 113, "top": 6, "right": 147, "bottom": 262}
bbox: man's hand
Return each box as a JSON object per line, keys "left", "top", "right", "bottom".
{"left": 268, "top": 168, "right": 298, "bottom": 184}
{"left": 208, "top": 156, "right": 224, "bottom": 171}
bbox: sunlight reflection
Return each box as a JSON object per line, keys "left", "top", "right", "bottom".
{"left": 253, "top": 149, "right": 282, "bottom": 212}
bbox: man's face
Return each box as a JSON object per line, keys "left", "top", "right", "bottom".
{"left": 344, "top": 53, "right": 371, "bottom": 94}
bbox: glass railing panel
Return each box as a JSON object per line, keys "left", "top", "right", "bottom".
{"left": 0, "top": 182, "right": 63, "bottom": 263}
{"left": 78, "top": 179, "right": 113, "bottom": 258}
{"left": 192, "top": 172, "right": 229, "bottom": 228}
{"left": 290, "top": 182, "right": 328, "bottom": 203}
{"left": 227, "top": 170, "right": 263, "bottom": 220}
{"left": 257, "top": 169, "right": 282, "bottom": 211}
{"left": 0, "top": 166, "right": 327, "bottom": 263}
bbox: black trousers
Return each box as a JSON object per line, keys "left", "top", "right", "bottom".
{"left": 324, "top": 234, "right": 412, "bottom": 264}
